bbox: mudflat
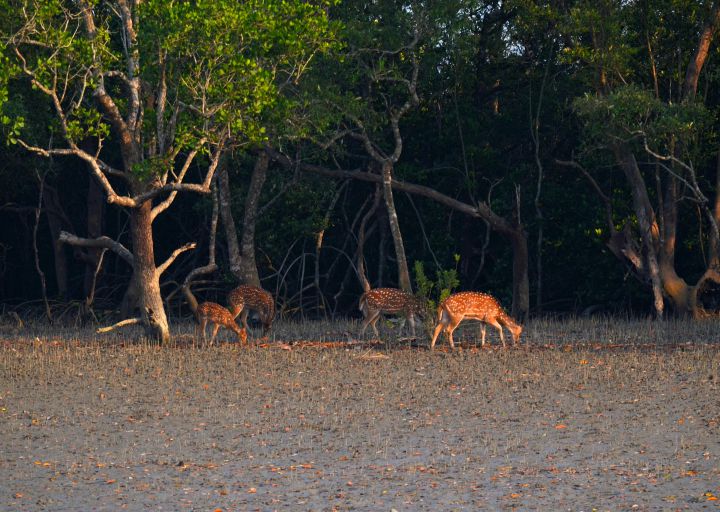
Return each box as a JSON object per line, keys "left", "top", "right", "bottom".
{"left": 1, "top": 318, "right": 719, "bottom": 511}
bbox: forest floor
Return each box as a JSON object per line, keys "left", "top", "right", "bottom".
{"left": 0, "top": 316, "right": 719, "bottom": 511}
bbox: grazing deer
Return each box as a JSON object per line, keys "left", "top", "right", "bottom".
{"left": 430, "top": 291, "right": 522, "bottom": 350}
{"left": 227, "top": 285, "right": 275, "bottom": 336}
{"left": 183, "top": 285, "right": 247, "bottom": 345}
{"left": 358, "top": 288, "right": 425, "bottom": 337}
{"left": 195, "top": 302, "right": 248, "bottom": 345}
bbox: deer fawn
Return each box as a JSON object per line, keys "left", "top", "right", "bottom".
{"left": 227, "top": 285, "right": 275, "bottom": 336}
{"left": 359, "top": 288, "right": 425, "bottom": 337}
{"left": 195, "top": 302, "right": 248, "bottom": 346}
{"left": 430, "top": 291, "right": 522, "bottom": 350}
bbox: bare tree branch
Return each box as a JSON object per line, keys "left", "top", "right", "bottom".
{"left": 157, "top": 242, "right": 197, "bottom": 276}
{"left": 268, "top": 149, "right": 518, "bottom": 236}
{"left": 183, "top": 181, "right": 220, "bottom": 287}
{"left": 58, "top": 230, "right": 134, "bottom": 266}
{"left": 555, "top": 158, "right": 614, "bottom": 229}
{"left": 151, "top": 142, "right": 206, "bottom": 220}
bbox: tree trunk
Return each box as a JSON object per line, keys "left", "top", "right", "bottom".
{"left": 41, "top": 187, "right": 69, "bottom": 299}
{"left": 237, "top": 151, "right": 269, "bottom": 287}
{"left": 377, "top": 204, "right": 387, "bottom": 287}
{"left": 613, "top": 144, "right": 665, "bottom": 318}
{"left": 683, "top": 5, "right": 720, "bottom": 100}
{"left": 217, "top": 164, "right": 242, "bottom": 279}
{"left": 356, "top": 185, "right": 382, "bottom": 293}
{"left": 381, "top": 161, "right": 412, "bottom": 293}
{"left": 656, "top": 5, "right": 720, "bottom": 316}
{"left": 83, "top": 175, "right": 105, "bottom": 298}
{"left": 130, "top": 201, "right": 169, "bottom": 342}
{"left": 508, "top": 228, "right": 530, "bottom": 321}
{"left": 710, "top": 148, "right": 720, "bottom": 266}
{"left": 658, "top": 171, "right": 693, "bottom": 315}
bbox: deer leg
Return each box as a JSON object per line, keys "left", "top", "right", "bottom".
{"left": 360, "top": 310, "right": 381, "bottom": 338}
{"left": 397, "top": 316, "right": 407, "bottom": 332}
{"left": 359, "top": 310, "right": 372, "bottom": 336}
{"left": 261, "top": 309, "right": 271, "bottom": 336}
{"left": 209, "top": 324, "right": 221, "bottom": 346}
{"left": 444, "top": 315, "right": 463, "bottom": 350}
{"left": 369, "top": 311, "right": 381, "bottom": 337}
{"left": 487, "top": 319, "right": 505, "bottom": 348}
{"left": 480, "top": 324, "right": 487, "bottom": 347}
{"left": 240, "top": 309, "right": 250, "bottom": 332}
{"left": 430, "top": 321, "right": 444, "bottom": 350}
{"left": 200, "top": 319, "right": 208, "bottom": 346}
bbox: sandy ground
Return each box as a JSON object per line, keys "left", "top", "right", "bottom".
{"left": 0, "top": 317, "right": 719, "bottom": 511}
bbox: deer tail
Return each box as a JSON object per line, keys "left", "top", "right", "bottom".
{"left": 436, "top": 304, "right": 447, "bottom": 322}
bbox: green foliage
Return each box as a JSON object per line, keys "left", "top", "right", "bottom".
{"left": 414, "top": 258, "right": 460, "bottom": 310}
{"left": 0, "top": 48, "right": 22, "bottom": 144}
{"left": 0, "top": 0, "right": 339, "bottom": 163}
{"left": 138, "top": 0, "right": 341, "bottom": 147}
{"left": 131, "top": 156, "right": 172, "bottom": 183}
{"left": 65, "top": 108, "right": 110, "bottom": 142}
{"left": 560, "top": 0, "right": 638, "bottom": 88}
{"left": 573, "top": 84, "right": 712, "bottom": 159}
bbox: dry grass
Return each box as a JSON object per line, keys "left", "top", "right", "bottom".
{"left": 1, "top": 317, "right": 719, "bottom": 510}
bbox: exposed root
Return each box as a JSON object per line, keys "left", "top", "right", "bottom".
{"left": 97, "top": 317, "right": 143, "bottom": 334}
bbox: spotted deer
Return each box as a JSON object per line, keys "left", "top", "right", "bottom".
{"left": 358, "top": 288, "right": 425, "bottom": 337}
{"left": 195, "top": 302, "right": 248, "bottom": 345}
{"left": 182, "top": 284, "right": 247, "bottom": 345}
{"left": 430, "top": 291, "right": 522, "bottom": 350}
{"left": 227, "top": 285, "right": 275, "bottom": 336}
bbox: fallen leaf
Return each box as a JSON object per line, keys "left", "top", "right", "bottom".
{"left": 554, "top": 424, "right": 567, "bottom": 430}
